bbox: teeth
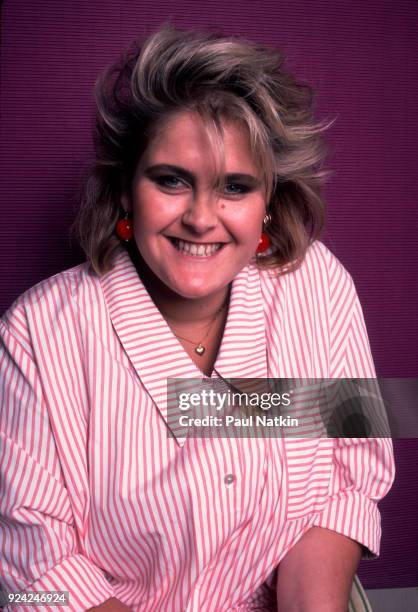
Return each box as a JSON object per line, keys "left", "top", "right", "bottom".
{"left": 174, "top": 239, "right": 222, "bottom": 256}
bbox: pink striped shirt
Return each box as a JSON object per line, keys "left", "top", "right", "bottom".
{"left": 0, "top": 241, "right": 395, "bottom": 611}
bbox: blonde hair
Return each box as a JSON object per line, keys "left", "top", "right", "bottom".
{"left": 72, "top": 25, "right": 330, "bottom": 274}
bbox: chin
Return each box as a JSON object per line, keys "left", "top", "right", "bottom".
{"left": 168, "top": 278, "right": 224, "bottom": 300}
{"left": 173, "top": 286, "right": 216, "bottom": 300}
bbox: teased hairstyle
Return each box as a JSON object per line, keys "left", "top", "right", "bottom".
{"left": 72, "top": 25, "right": 330, "bottom": 274}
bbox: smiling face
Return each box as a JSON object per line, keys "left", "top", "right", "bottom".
{"left": 122, "top": 110, "right": 267, "bottom": 301}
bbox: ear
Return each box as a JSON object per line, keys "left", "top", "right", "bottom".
{"left": 120, "top": 191, "right": 132, "bottom": 213}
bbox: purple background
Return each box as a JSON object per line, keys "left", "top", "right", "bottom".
{"left": 1, "top": 0, "right": 417, "bottom": 589}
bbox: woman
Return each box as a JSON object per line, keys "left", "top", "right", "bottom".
{"left": 0, "top": 26, "right": 394, "bottom": 611}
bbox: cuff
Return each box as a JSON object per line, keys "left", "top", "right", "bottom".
{"left": 4, "top": 554, "right": 115, "bottom": 611}
{"left": 311, "top": 490, "right": 382, "bottom": 559}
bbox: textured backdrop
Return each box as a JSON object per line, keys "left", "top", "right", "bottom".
{"left": 1, "top": 0, "right": 417, "bottom": 589}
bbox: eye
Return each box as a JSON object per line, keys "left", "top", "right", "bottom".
{"left": 154, "top": 175, "right": 188, "bottom": 190}
{"left": 223, "top": 183, "right": 251, "bottom": 196}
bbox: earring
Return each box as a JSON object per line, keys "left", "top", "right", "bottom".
{"left": 116, "top": 211, "right": 133, "bottom": 241}
{"left": 256, "top": 213, "right": 271, "bottom": 254}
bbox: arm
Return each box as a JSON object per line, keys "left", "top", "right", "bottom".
{"left": 277, "top": 256, "right": 395, "bottom": 610}
{"left": 315, "top": 263, "right": 395, "bottom": 558}
{"left": 0, "top": 319, "right": 115, "bottom": 611}
{"left": 276, "top": 527, "right": 361, "bottom": 612}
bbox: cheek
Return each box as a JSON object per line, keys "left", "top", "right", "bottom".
{"left": 131, "top": 186, "right": 169, "bottom": 229}
{"left": 133, "top": 181, "right": 190, "bottom": 223}
{"left": 228, "top": 204, "right": 265, "bottom": 244}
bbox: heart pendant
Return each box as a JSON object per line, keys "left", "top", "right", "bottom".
{"left": 195, "top": 344, "right": 205, "bottom": 356}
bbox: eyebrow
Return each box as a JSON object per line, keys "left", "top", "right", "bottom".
{"left": 144, "top": 164, "right": 262, "bottom": 187}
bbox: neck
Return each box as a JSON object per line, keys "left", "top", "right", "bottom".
{"left": 129, "top": 246, "right": 230, "bottom": 324}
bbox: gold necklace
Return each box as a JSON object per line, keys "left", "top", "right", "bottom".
{"left": 169, "top": 303, "right": 226, "bottom": 356}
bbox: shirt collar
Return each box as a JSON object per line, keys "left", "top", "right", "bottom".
{"left": 100, "top": 247, "right": 267, "bottom": 446}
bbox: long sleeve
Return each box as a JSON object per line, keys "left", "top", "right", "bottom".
{"left": 0, "top": 319, "right": 115, "bottom": 611}
{"left": 311, "top": 260, "right": 395, "bottom": 557}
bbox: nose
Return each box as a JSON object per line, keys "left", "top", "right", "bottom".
{"left": 181, "top": 189, "right": 218, "bottom": 234}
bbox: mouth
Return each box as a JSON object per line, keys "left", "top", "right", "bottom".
{"left": 167, "top": 237, "right": 225, "bottom": 257}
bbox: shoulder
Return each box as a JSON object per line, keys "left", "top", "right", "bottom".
{"left": 1, "top": 261, "right": 100, "bottom": 350}
{"left": 259, "top": 240, "right": 355, "bottom": 297}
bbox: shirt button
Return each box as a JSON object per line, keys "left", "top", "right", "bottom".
{"left": 224, "top": 473, "right": 236, "bottom": 485}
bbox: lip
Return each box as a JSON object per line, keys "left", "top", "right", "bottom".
{"left": 166, "top": 236, "right": 226, "bottom": 245}
{"left": 165, "top": 236, "right": 227, "bottom": 259}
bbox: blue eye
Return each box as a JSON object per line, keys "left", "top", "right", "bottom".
{"left": 223, "top": 183, "right": 250, "bottom": 195}
{"left": 155, "top": 175, "right": 186, "bottom": 189}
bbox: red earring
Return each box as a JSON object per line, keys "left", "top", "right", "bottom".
{"left": 116, "top": 211, "right": 133, "bottom": 241}
{"left": 256, "top": 232, "right": 270, "bottom": 254}
{"left": 256, "top": 213, "right": 271, "bottom": 254}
